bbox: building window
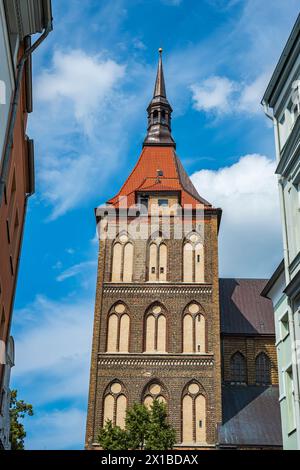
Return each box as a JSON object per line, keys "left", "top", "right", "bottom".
{"left": 111, "top": 233, "right": 133, "bottom": 282}
{"left": 183, "top": 303, "right": 205, "bottom": 353}
{"left": 139, "top": 196, "right": 149, "bottom": 213}
{"left": 143, "top": 382, "right": 167, "bottom": 409}
{"left": 106, "top": 303, "right": 130, "bottom": 353}
{"left": 103, "top": 382, "right": 127, "bottom": 429}
{"left": 255, "top": 352, "right": 271, "bottom": 385}
{"left": 183, "top": 233, "right": 204, "bottom": 283}
{"left": 230, "top": 352, "right": 247, "bottom": 384}
{"left": 182, "top": 382, "right": 206, "bottom": 444}
{"left": 286, "top": 366, "right": 296, "bottom": 432}
{"left": 158, "top": 199, "right": 168, "bottom": 207}
{"left": 148, "top": 234, "right": 167, "bottom": 282}
{"left": 144, "top": 304, "right": 167, "bottom": 353}
{"left": 280, "top": 311, "right": 289, "bottom": 341}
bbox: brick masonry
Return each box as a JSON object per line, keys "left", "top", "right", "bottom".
{"left": 85, "top": 213, "right": 223, "bottom": 448}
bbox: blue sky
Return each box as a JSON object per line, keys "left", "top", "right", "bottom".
{"left": 10, "top": 0, "right": 300, "bottom": 450}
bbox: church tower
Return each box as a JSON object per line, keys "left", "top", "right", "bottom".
{"left": 85, "top": 50, "right": 222, "bottom": 449}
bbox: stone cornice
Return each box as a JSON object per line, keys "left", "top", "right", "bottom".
{"left": 103, "top": 283, "right": 213, "bottom": 296}
{"left": 98, "top": 353, "right": 214, "bottom": 368}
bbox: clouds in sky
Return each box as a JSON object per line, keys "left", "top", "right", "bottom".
{"left": 191, "top": 76, "right": 239, "bottom": 115}
{"left": 12, "top": 0, "right": 299, "bottom": 450}
{"left": 191, "top": 154, "right": 282, "bottom": 277}
{"left": 12, "top": 295, "right": 93, "bottom": 449}
{"left": 191, "top": 72, "right": 271, "bottom": 116}
{"left": 37, "top": 50, "right": 126, "bottom": 135}
{"left": 34, "top": 49, "right": 147, "bottom": 220}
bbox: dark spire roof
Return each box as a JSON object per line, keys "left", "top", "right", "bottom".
{"left": 153, "top": 48, "right": 166, "bottom": 98}
{"left": 143, "top": 49, "right": 176, "bottom": 148}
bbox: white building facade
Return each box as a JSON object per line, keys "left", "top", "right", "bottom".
{"left": 262, "top": 14, "right": 300, "bottom": 450}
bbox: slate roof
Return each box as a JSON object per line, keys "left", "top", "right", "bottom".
{"left": 107, "top": 146, "right": 212, "bottom": 208}
{"left": 218, "top": 386, "right": 282, "bottom": 448}
{"left": 219, "top": 278, "right": 275, "bottom": 335}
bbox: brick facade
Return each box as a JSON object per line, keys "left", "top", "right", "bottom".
{"left": 222, "top": 336, "right": 278, "bottom": 385}
{"left": 85, "top": 213, "right": 222, "bottom": 449}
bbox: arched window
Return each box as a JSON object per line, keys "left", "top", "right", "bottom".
{"left": 106, "top": 303, "right": 130, "bottom": 353}
{"left": 148, "top": 234, "right": 167, "bottom": 281}
{"left": 182, "top": 382, "right": 206, "bottom": 444}
{"left": 183, "top": 303, "right": 206, "bottom": 353}
{"left": 183, "top": 233, "right": 204, "bottom": 283}
{"left": 255, "top": 352, "right": 271, "bottom": 385}
{"left": 111, "top": 233, "right": 133, "bottom": 282}
{"left": 103, "top": 381, "right": 127, "bottom": 429}
{"left": 230, "top": 352, "right": 247, "bottom": 384}
{"left": 144, "top": 304, "right": 167, "bottom": 353}
{"left": 153, "top": 110, "right": 159, "bottom": 123}
{"left": 143, "top": 381, "right": 167, "bottom": 408}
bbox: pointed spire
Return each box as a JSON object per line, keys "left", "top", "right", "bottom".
{"left": 143, "top": 49, "right": 176, "bottom": 148}
{"left": 153, "top": 48, "right": 166, "bottom": 98}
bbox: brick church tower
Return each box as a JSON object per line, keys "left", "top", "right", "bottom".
{"left": 85, "top": 50, "right": 223, "bottom": 449}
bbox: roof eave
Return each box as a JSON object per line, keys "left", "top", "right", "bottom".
{"left": 261, "top": 260, "right": 285, "bottom": 298}
{"left": 262, "top": 13, "right": 300, "bottom": 107}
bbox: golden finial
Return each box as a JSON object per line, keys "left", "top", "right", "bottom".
{"left": 158, "top": 47, "right": 163, "bottom": 54}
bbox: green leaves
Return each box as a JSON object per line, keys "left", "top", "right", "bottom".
{"left": 98, "top": 420, "right": 129, "bottom": 450}
{"left": 9, "top": 389, "right": 34, "bottom": 450}
{"left": 145, "top": 400, "right": 176, "bottom": 450}
{"left": 97, "top": 400, "right": 176, "bottom": 450}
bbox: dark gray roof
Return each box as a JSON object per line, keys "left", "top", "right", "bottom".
{"left": 219, "top": 278, "right": 275, "bottom": 335}
{"left": 218, "top": 386, "right": 282, "bottom": 448}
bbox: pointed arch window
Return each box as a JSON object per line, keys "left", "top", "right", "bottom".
{"left": 143, "top": 381, "right": 167, "bottom": 409}
{"left": 106, "top": 303, "right": 130, "bottom": 353}
{"left": 183, "top": 233, "right": 204, "bottom": 283}
{"left": 103, "top": 381, "right": 127, "bottom": 429}
{"left": 148, "top": 234, "right": 167, "bottom": 282}
{"left": 144, "top": 304, "right": 167, "bottom": 353}
{"left": 182, "top": 382, "right": 206, "bottom": 444}
{"left": 111, "top": 233, "right": 133, "bottom": 282}
{"left": 255, "top": 352, "right": 271, "bottom": 385}
{"left": 183, "top": 303, "right": 206, "bottom": 353}
{"left": 230, "top": 352, "right": 247, "bottom": 384}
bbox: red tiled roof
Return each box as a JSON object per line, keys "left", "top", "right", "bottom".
{"left": 107, "top": 146, "right": 211, "bottom": 208}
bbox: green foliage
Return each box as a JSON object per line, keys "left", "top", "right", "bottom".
{"left": 125, "top": 403, "right": 150, "bottom": 450}
{"left": 97, "top": 400, "right": 176, "bottom": 450}
{"left": 9, "top": 390, "right": 33, "bottom": 450}
{"left": 98, "top": 420, "right": 129, "bottom": 450}
{"left": 145, "top": 400, "right": 176, "bottom": 450}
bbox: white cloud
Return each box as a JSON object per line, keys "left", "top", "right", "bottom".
{"left": 37, "top": 50, "right": 125, "bottom": 134}
{"left": 238, "top": 72, "right": 270, "bottom": 114}
{"left": 13, "top": 295, "right": 93, "bottom": 377}
{"left": 25, "top": 408, "right": 86, "bottom": 450}
{"left": 191, "top": 72, "right": 271, "bottom": 117}
{"left": 191, "top": 154, "right": 282, "bottom": 277}
{"left": 191, "top": 76, "right": 238, "bottom": 114}
{"left": 11, "top": 294, "right": 94, "bottom": 449}
{"left": 56, "top": 260, "right": 97, "bottom": 282}
{"left": 32, "top": 49, "right": 146, "bottom": 220}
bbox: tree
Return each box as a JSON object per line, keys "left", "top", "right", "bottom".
{"left": 98, "top": 400, "right": 176, "bottom": 450}
{"left": 98, "top": 420, "right": 129, "bottom": 450}
{"left": 9, "top": 390, "right": 33, "bottom": 450}
{"left": 145, "top": 400, "right": 176, "bottom": 450}
{"left": 125, "top": 403, "right": 151, "bottom": 450}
